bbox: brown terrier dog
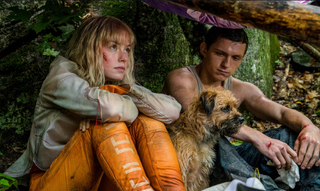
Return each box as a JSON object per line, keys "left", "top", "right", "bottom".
{"left": 166, "top": 89, "right": 244, "bottom": 191}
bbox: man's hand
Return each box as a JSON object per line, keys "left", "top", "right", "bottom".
{"left": 80, "top": 119, "right": 91, "bottom": 132}
{"left": 294, "top": 124, "right": 320, "bottom": 169}
{"left": 253, "top": 135, "right": 298, "bottom": 170}
{"left": 233, "top": 125, "right": 298, "bottom": 170}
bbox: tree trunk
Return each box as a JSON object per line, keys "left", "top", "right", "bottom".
{"left": 166, "top": 0, "right": 320, "bottom": 47}
{"left": 234, "top": 29, "right": 280, "bottom": 98}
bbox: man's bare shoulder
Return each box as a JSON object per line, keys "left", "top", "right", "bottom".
{"left": 163, "top": 67, "right": 197, "bottom": 92}
{"left": 232, "top": 77, "right": 265, "bottom": 106}
{"left": 167, "top": 67, "right": 194, "bottom": 81}
{"left": 232, "top": 77, "right": 258, "bottom": 92}
{"left": 163, "top": 67, "right": 198, "bottom": 111}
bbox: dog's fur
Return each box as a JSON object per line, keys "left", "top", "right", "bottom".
{"left": 166, "top": 89, "right": 244, "bottom": 191}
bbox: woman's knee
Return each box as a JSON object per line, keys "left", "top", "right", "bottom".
{"left": 91, "top": 121, "right": 131, "bottom": 150}
{"left": 132, "top": 114, "right": 167, "bottom": 133}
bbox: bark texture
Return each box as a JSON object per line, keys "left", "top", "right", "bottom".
{"left": 166, "top": 0, "right": 320, "bottom": 47}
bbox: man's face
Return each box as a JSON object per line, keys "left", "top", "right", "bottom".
{"left": 201, "top": 37, "right": 246, "bottom": 82}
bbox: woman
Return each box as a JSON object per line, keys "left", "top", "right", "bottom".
{"left": 4, "top": 16, "right": 185, "bottom": 191}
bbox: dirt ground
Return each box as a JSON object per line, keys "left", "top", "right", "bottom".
{"left": 252, "top": 39, "right": 320, "bottom": 131}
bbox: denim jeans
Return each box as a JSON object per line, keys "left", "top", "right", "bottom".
{"left": 209, "top": 127, "right": 320, "bottom": 191}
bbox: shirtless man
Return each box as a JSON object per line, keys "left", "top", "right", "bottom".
{"left": 162, "top": 26, "right": 320, "bottom": 188}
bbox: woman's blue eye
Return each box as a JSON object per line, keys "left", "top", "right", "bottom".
{"left": 125, "top": 48, "right": 130, "bottom": 53}
{"left": 110, "top": 45, "right": 116, "bottom": 50}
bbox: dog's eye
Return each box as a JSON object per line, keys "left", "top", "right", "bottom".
{"left": 221, "top": 105, "right": 230, "bottom": 113}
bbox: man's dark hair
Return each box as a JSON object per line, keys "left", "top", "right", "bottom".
{"left": 205, "top": 26, "right": 249, "bottom": 55}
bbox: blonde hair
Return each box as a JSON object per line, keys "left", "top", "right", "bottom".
{"left": 65, "top": 16, "right": 136, "bottom": 87}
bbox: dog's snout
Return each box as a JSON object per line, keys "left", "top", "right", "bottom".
{"left": 237, "top": 116, "right": 244, "bottom": 124}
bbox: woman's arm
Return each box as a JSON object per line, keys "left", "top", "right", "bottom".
{"left": 123, "top": 84, "right": 182, "bottom": 124}
{"left": 41, "top": 73, "right": 138, "bottom": 124}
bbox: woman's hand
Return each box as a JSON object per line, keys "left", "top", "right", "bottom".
{"left": 294, "top": 124, "right": 320, "bottom": 169}
{"left": 253, "top": 135, "right": 298, "bottom": 170}
{"left": 80, "top": 119, "right": 91, "bottom": 132}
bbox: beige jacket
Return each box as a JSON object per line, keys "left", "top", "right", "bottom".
{"left": 4, "top": 56, "right": 181, "bottom": 180}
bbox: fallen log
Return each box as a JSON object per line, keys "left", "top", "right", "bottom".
{"left": 165, "top": 0, "right": 320, "bottom": 47}
{"left": 292, "top": 41, "right": 320, "bottom": 62}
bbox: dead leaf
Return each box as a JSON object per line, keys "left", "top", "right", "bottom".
{"left": 307, "top": 99, "right": 319, "bottom": 109}
{"left": 287, "top": 83, "right": 294, "bottom": 89}
{"left": 306, "top": 95, "right": 313, "bottom": 102}
{"left": 13, "top": 147, "right": 21, "bottom": 152}
{"left": 292, "top": 78, "right": 305, "bottom": 91}
{"left": 291, "top": 103, "right": 298, "bottom": 109}
{"left": 305, "top": 90, "right": 319, "bottom": 102}
{"left": 308, "top": 90, "right": 319, "bottom": 98}
{"left": 284, "top": 64, "right": 290, "bottom": 78}
{"left": 301, "top": 74, "right": 314, "bottom": 81}
{"left": 256, "top": 122, "right": 265, "bottom": 131}
{"left": 303, "top": 84, "right": 311, "bottom": 90}
{"left": 278, "top": 88, "right": 287, "bottom": 99}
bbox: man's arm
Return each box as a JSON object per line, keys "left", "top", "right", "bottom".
{"left": 232, "top": 125, "right": 297, "bottom": 170}
{"left": 234, "top": 80, "right": 320, "bottom": 169}
{"left": 162, "top": 68, "right": 198, "bottom": 113}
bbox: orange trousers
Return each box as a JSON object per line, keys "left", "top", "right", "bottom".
{"left": 29, "top": 85, "right": 185, "bottom": 191}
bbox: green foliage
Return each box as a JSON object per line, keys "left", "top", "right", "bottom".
{"left": 6, "top": 1, "right": 88, "bottom": 56}
{"left": 43, "top": 48, "right": 60, "bottom": 57}
{"left": 231, "top": 139, "right": 244, "bottom": 146}
{"left": 25, "top": 1, "right": 87, "bottom": 34}
{"left": 0, "top": 173, "right": 18, "bottom": 191}
{"left": 0, "top": 92, "right": 38, "bottom": 135}
{"left": 0, "top": 45, "right": 53, "bottom": 136}
{"left": 7, "top": 6, "right": 32, "bottom": 23}
{"left": 1, "top": 1, "right": 88, "bottom": 138}
{"left": 275, "top": 59, "right": 284, "bottom": 66}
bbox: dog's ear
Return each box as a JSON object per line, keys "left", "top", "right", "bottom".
{"left": 200, "top": 92, "right": 216, "bottom": 116}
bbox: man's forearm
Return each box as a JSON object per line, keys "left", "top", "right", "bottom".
{"left": 231, "top": 125, "right": 265, "bottom": 144}
{"left": 280, "top": 108, "right": 314, "bottom": 133}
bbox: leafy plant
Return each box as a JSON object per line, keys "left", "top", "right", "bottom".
{"left": 7, "top": 1, "right": 89, "bottom": 56}
{"left": 275, "top": 59, "right": 283, "bottom": 66}
{"left": 7, "top": 6, "right": 32, "bottom": 23}
{"left": 1, "top": 1, "right": 90, "bottom": 138}
{"left": 0, "top": 173, "right": 18, "bottom": 191}
{"left": 0, "top": 92, "right": 37, "bottom": 135}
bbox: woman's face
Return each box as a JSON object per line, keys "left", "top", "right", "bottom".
{"left": 102, "top": 40, "right": 131, "bottom": 81}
